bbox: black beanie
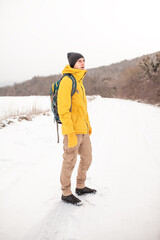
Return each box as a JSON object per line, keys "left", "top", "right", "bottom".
{"left": 67, "top": 52, "right": 84, "bottom": 68}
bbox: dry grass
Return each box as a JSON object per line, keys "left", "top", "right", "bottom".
{"left": 0, "top": 105, "right": 51, "bottom": 129}
{"left": 0, "top": 104, "right": 48, "bottom": 122}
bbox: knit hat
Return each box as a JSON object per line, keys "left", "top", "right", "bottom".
{"left": 67, "top": 52, "right": 84, "bottom": 68}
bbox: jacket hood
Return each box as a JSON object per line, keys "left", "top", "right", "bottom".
{"left": 62, "top": 65, "right": 87, "bottom": 82}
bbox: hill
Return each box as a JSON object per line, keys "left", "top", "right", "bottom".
{"left": 0, "top": 51, "right": 160, "bottom": 105}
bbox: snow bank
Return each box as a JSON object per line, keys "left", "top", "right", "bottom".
{"left": 0, "top": 96, "right": 50, "bottom": 120}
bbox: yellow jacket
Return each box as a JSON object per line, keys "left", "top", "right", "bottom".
{"left": 57, "top": 65, "right": 91, "bottom": 135}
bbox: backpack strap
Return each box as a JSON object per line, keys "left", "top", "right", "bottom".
{"left": 56, "top": 73, "right": 77, "bottom": 143}
{"left": 56, "top": 121, "right": 60, "bottom": 143}
{"left": 63, "top": 73, "right": 77, "bottom": 96}
{"left": 62, "top": 73, "right": 77, "bottom": 112}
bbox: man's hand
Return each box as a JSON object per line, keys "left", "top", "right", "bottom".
{"left": 68, "top": 134, "right": 77, "bottom": 148}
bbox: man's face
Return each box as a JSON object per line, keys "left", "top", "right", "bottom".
{"left": 73, "top": 58, "right": 85, "bottom": 70}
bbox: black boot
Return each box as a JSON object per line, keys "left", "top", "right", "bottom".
{"left": 61, "top": 194, "right": 82, "bottom": 206}
{"left": 75, "top": 187, "right": 97, "bottom": 196}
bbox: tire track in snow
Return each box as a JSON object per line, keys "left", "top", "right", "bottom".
{"left": 37, "top": 201, "right": 81, "bottom": 240}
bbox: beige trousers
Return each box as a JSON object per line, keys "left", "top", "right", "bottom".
{"left": 60, "top": 133, "right": 92, "bottom": 196}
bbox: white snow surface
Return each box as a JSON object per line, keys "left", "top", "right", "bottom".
{"left": 0, "top": 96, "right": 50, "bottom": 120}
{"left": 0, "top": 96, "right": 160, "bottom": 240}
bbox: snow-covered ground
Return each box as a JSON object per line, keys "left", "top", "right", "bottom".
{"left": 0, "top": 96, "right": 50, "bottom": 120}
{"left": 0, "top": 96, "right": 160, "bottom": 240}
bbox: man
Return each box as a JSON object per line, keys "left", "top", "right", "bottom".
{"left": 57, "top": 52, "right": 96, "bottom": 206}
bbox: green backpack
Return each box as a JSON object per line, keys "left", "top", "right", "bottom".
{"left": 50, "top": 73, "right": 77, "bottom": 142}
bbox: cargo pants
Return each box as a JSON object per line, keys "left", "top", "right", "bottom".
{"left": 60, "top": 133, "right": 92, "bottom": 196}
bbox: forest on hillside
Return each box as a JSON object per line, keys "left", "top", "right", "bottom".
{"left": 0, "top": 51, "right": 160, "bottom": 105}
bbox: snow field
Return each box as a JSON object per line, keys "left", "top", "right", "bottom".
{"left": 0, "top": 96, "right": 50, "bottom": 120}
{"left": 0, "top": 96, "right": 160, "bottom": 240}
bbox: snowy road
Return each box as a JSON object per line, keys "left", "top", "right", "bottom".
{"left": 0, "top": 97, "right": 160, "bottom": 240}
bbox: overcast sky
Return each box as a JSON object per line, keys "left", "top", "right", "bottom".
{"left": 0, "top": 0, "right": 160, "bottom": 86}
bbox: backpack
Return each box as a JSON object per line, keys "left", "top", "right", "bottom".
{"left": 50, "top": 73, "right": 77, "bottom": 142}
